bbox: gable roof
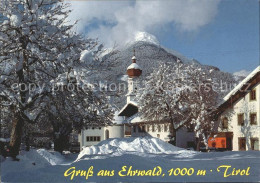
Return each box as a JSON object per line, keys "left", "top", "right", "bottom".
{"left": 118, "top": 101, "right": 138, "bottom": 117}
{"left": 224, "top": 66, "right": 260, "bottom": 101}
{"left": 217, "top": 66, "right": 260, "bottom": 114}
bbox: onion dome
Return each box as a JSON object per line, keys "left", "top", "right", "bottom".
{"left": 127, "top": 55, "right": 142, "bottom": 78}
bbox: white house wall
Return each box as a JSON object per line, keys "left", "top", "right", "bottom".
{"left": 219, "top": 83, "right": 260, "bottom": 151}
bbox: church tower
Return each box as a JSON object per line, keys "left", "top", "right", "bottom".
{"left": 126, "top": 51, "right": 142, "bottom": 103}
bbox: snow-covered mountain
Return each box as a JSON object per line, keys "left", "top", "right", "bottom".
{"left": 126, "top": 31, "right": 160, "bottom": 46}
{"left": 90, "top": 32, "right": 235, "bottom": 107}
{"left": 233, "top": 69, "right": 251, "bottom": 81}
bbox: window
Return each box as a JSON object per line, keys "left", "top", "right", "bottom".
{"left": 141, "top": 125, "right": 145, "bottom": 132}
{"left": 222, "top": 117, "right": 228, "bottom": 129}
{"left": 147, "top": 125, "right": 150, "bottom": 132}
{"left": 105, "top": 129, "right": 109, "bottom": 139}
{"left": 251, "top": 138, "right": 259, "bottom": 150}
{"left": 238, "top": 137, "right": 246, "bottom": 151}
{"left": 86, "top": 136, "right": 101, "bottom": 142}
{"left": 250, "top": 89, "right": 256, "bottom": 101}
{"left": 152, "top": 124, "right": 155, "bottom": 132}
{"left": 164, "top": 124, "right": 168, "bottom": 132}
{"left": 133, "top": 125, "right": 136, "bottom": 133}
{"left": 158, "top": 124, "right": 161, "bottom": 132}
{"left": 137, "top": 125, "right": 142, "bottom": 132}
{"left": 250, "top": 113, "right": 257, "bottom": 125}
{"left": 237, "top": 113, "right": 244, "bottom": 126}
{"left": 97, "top": 136, "right": 101, "bottom": 141}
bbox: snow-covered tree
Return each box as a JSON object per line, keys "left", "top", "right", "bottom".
{"left": 137, "top": 62, "right": 219, "bottom": 149}
{"left": 183, "top": 64, "right": 219, "bottom": 150}
{"left": 0, "top": 0, "right": 112, "bottom": 157}
{"left": 137, "top": 62, "right": 191, "bottom": 128}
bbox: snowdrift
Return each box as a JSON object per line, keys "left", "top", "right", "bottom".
{"left": 37, "top": 149, "right": 65, "bottom": 165}
{"left": 2, "top": 149, "right": 65, "bottom": 171}
{"left": 76, "top": 137, "right": 195, "bottom": 161}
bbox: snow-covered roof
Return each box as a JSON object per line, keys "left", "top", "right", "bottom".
{"left": 112, "top": 111, "right": 125, "bottom": 125}
{"left": 122, "top": 113, "right": 144, "bottom": 124}
{"left": 118, "top": 101, "right": 138, "bottom": 117}
{"left": 224, "top": 66, "right": 259, "bottom": 101}
{"left": 127, "top": 63, "right": 141, "bottom": 70}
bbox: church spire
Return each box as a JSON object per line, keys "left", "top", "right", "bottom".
{"left": 132, "top": 48, "right": 136, "bottom": 63}
{"left": 127, "top": 49, "right": 142, "bottom": 78}
{"left": 126, "top": 49, "right": 142, "bottom": 103}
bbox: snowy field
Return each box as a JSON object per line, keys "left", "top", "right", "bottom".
{"left": 1, "top": 137, "right": 260, "bottom": 182}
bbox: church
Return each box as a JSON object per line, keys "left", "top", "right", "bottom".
{"left": 78, "top": 53, "right": 195, "bottom": 150}
{"left": 117, "top": 53, "right": 195, "bottom": 147}
{"left": 78, "top": 54, "right": 259, "bottom": 152}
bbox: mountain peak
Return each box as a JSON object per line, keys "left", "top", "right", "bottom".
{"left": 127, "top": 31, "right": 160, "bottom": 46}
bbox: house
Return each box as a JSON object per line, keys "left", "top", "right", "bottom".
{"left": 214, "top": 66, "right": 260, "bottom": 151}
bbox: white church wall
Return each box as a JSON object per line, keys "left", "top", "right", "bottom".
{"left": 131, "top": 123, "right": 172, "bottom": 142}
{"left": 78, "top": 125, "right": 125, "bottom": 150}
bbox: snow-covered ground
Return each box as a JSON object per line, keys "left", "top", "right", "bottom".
{"left": 1, "top": 137, "right": 260, "bottom": 182}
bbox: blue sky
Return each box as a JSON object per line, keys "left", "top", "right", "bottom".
{"left": 155, "top": 0, "right": 259, "bottom": 73}
{"left": 69, "top": 0, "right": 259, "bottom": 73}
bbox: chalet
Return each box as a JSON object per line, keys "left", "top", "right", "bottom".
{"left": 213, "top": 66, "right": 260, "bottom": 151}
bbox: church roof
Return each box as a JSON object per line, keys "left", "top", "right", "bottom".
{"left": 118, "top": 101, "right": 138, "bottom": 117}
{"left": 122, "top": 113, "right": 143, "bottom": 124}
{"left": 127, "top": 63, "right": 141, "bottom": 70}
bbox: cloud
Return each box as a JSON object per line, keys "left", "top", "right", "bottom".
{"left": 68, "top": 0, "right": 221, "bottom": 47}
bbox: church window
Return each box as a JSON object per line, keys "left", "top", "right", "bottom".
{"left": 158, "top": 124, "right": 161, "bottom": 132}
{"left": 141, "top": 125, "right": 145, "bottom": 132}
{"left": 152, "top": 125, "right": 155, "bottom": 132}
{"left": 146, "top": 125, "right": 150, "bottom": 132}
